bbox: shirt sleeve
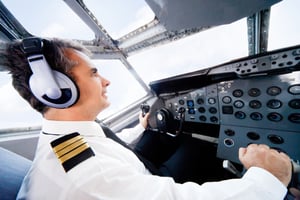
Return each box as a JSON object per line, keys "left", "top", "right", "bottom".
{"left": 188, "top": 167, "right": 288, "bottom": 200}
{"left": 116, "top": 123, "right": 145, "bottom": 144}
{"left": 67, "top": 157, "right": 287, "bottom": 200}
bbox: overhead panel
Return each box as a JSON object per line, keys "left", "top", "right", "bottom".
{"left": 145, "top": 0, "right": 281, "bottom": 31}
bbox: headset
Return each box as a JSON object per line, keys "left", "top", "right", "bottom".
{"left": 21, "top": 37, "right": 79, "bottom": 108}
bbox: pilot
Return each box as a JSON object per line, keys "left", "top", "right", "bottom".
{"left": 0, "top": 37, "right": 292, "bottom": 199}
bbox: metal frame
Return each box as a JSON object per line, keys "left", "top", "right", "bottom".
{"left": 247, "top": 9, "right": 271, "bottom": 55}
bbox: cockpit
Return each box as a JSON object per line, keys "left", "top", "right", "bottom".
{"left": 0, "top": 0, "right": 299, "bottom": 199}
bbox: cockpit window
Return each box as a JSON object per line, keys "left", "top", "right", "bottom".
{"left": 93, "top": 59, "right": 147, "bottom": 119}
{"left": 268, "top": 0, "right": 300, "bottom": 50}
{"left": 0, "top": 72, "right": 42, "bottom": 129}
{"left": 129, "top": 18, "right": 248, "bottom": 84}
{"left": 1, "top": 0, "right": 94, "bottom": 40}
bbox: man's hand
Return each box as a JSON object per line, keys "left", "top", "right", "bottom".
{"left": 239, "top": 144, "right": 292, "bottom": 187}
{"left": 139, "top": 112, "right": 150, "bottom": 129}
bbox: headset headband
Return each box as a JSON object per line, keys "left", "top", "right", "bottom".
{"left": 22, "top": 37, "right": 44, "bottom": 56}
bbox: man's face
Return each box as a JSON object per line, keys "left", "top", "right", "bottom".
{"left": 66, "top": 49, "right": 110, "bottom": 115}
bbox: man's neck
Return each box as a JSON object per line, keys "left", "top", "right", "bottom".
{"left": 44, "top": 107, "right": 97, "bottom": 121}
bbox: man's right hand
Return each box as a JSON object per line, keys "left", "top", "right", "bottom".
{"left": 239, "top": 144, "right": 292, "bottom": 187}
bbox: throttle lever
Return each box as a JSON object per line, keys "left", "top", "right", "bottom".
{"left": 288, "top": 160, "right": 300, "bottom": 198}
{"left": 292, "top": 160, "right": 300, "bottom": 173}
{"left": 140, "top": 103, "right": 150, "bottom": 117}
{"left": 223, "top": 160, "right": 242, "bottom": 178}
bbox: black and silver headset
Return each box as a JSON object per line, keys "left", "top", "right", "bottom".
{"left": 21, "top": 37, "right": 79, "bottom": 108}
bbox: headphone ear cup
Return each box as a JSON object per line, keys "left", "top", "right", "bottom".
{"left": 29, "top": 70, "right": 79, "bottom": 108}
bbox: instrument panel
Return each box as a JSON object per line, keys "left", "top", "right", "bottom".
{"left": 151, "top": 71, "right": 300, "bottom": 164}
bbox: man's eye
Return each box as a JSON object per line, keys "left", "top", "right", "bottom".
{"left": 92, "top": 68, "right": 98, "bottom": 75}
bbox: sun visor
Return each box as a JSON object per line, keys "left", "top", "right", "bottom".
{"left": 145, "top": 0, "right": 282, "bottom": 31}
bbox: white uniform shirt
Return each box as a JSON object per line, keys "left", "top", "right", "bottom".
{"left": 17, "top": 119, "right": 287, "bottom": 200}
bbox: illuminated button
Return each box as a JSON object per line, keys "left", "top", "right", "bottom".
{"left": 188, "top": 108, "right": 195, "bottom": 114}
{"left": 157, "top": 113, "right": 163, "bottom": 121}
{"left": 233, "top": 100, "right": 244, "bottom": 108}
{"left": 222, "top": 96, "right": 232, "bottom": 104}
{"left": 248, "top": 88, "right": 261, "bottom": 97}
{"left": 187, "top": 100, "right": 194, "bottom": 108}
{"left": 267, "top": 99, "right": 282, "bottom": 109}
{"left": 249, "top": 100, "right": 262, "bottom": 109}
{"left": 232, "top": 89, "right": 243, "bottom": 97}
{"left": 267, "top": 86, "right": 281, "bottom": 96}
{"left": 208, "top": 98, "right": 216, "bottom": 104}
{"left": 288, "top": 85, "right": 300, "bottom": 95}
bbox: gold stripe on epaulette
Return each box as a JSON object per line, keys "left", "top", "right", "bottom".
{"left": 59, "top": 143, "right": 90, "bottom": 164}
{"left": 54, "top": 138, "right": 85, "bottom": 158}
{"left": 52, "top": 135, "right": 82, "bottom": 153}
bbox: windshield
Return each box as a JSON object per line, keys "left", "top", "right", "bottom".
{"left": 0, "top": 0, "right": 299, "bottom": 130}
{"left": 268, "top": 0, "right": 300, "bottom": 50}
{"left": 129, "top": 18, "right": 248, "bottom": 84}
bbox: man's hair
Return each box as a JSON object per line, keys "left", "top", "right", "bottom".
{"left": 0, "top": 38, "right": 90, "bottom": 114}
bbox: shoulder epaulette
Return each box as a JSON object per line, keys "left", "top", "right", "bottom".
{"left": 50, "top": 132, "right": 95, "bottom": 172}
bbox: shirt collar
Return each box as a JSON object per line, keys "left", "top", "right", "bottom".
{"left": 42, "top": 119, "right": 105, "bottom": 137}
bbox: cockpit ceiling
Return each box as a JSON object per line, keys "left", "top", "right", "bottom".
{"left": 145, "top": 0, "right": 281, "bottom": 31}
{"left": 0, "top": 0, "right": 285, "bottom": 59}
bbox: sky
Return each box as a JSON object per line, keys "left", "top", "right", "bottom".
{"left": 0, "top": 0, "right": 300, "bottom": 129}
